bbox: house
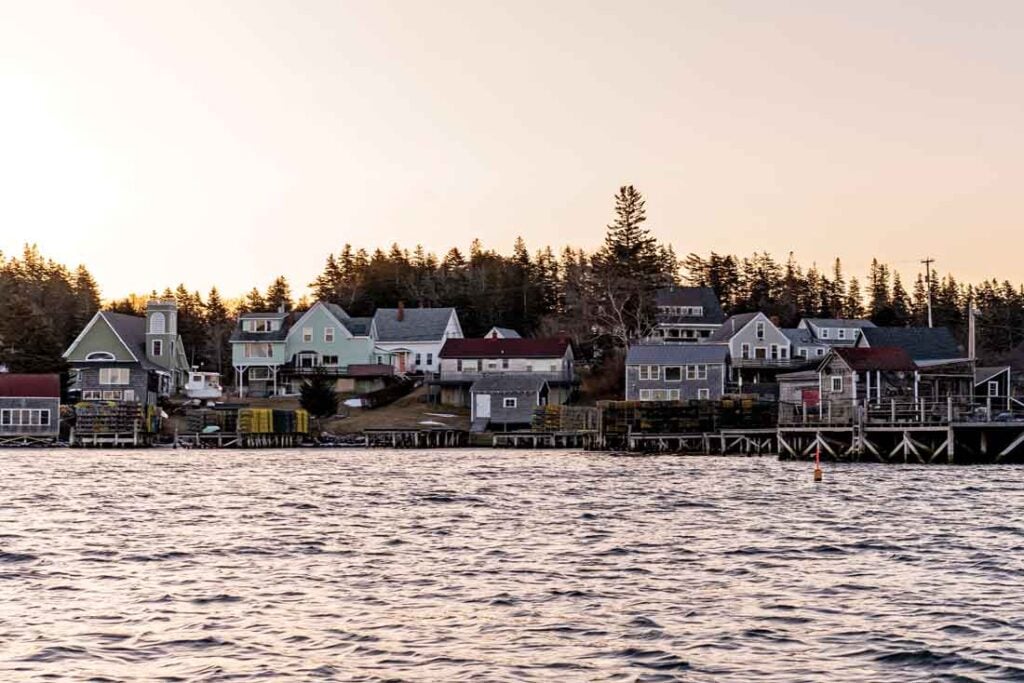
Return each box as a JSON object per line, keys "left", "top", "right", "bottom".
{"left": 974, "top": 366, "right": 1012, "bottom": 406}
{"left": 371, "top": 304, "right": 463, "bottom": 375}
{"left": 280, "top": 301, "right": 391, "bottom": 394}
{"left": 782, "top": 328, "right": 830, "bottom": 361}
{"left": 435, "top": 337, "right": 576, "bottom": 407}
{"left": 230, "top": 308, "right": 292, "bottom": 397}
{"left": 485, "top": 327, "right": 521, "bottom": 339}
{"left": 709, "top": 312, "right": 800, "bottom": 394}
{"left": 648, "top": 286, "right": 726, "bottom": 343}
{"left": 231, "top": 302, "right": 394, "bottom": 397}
{"left": 817, "top": 347, "right": 919, "bottom": 403}
{"left": 469, "top": 375, "right": 549, "bottom": 429}
{"left": 64, "top": 300, "right": 190, "bottom": 405}
{"left": 857, "top": 327, "right": 967, "bottom": 367}
{"left": 0, "top": 374, "right": 60, "bottom": 442}
{"left": 797, "top": 318, "right": 876, "bottom": 346}
{"left": 625, "top": 343, "right": 729, "bottom": 401}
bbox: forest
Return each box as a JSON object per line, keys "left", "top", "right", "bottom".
{"left": 2, "top": 187, "right": 1023, "bottom": 377}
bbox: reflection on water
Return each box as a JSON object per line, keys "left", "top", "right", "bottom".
{"left": 0, "top": 450, "right": 1023, "bottom": 681}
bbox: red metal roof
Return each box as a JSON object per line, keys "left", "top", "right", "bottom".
{"left": 0, "top": 374, "right": 60, "bottom": 398}
{"left": 834, "top": 347, "right": 917, "bottom": 372}
{"left": 440, "top": 337, "right": 571, "bottom": 359}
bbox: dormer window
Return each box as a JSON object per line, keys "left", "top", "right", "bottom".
{"left": 821, "top": 328, "right": 830, "bottom": 339}
{"left": 244, "top": 319, "right": 276, "bottom": 333}
{"left": 837, "top": 329, "right": 847, "bottom": 340}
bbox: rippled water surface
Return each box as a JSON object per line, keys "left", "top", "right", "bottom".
{"left": 2, "top": 450, "right": 1024, "bottom": 682}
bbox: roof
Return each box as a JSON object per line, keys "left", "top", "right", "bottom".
{"left": 372, "top": 307, "right": 456, "bottom": 342}
{"left": 440, "top": 337, "right": 571, "bottom": 359}
{"left": 804, "top": 318, "right": 877, "bottom": 329}
{"left": 322, "top": 303, "right": 351, "bottom": 322}
{"left": 655, "top": 286, "right": 726, "bottom": 324}
{"left": 975, "top": 366, "right": 1010, "bottom": 385}
{"left": 860, "top": 327, "right": 963, "bottom": 362}
{"left": 102, "top": 312, "right": 164, "bottom": 370}
{"left": 341, "top": 317, "right": 372, "bottom": 336}
{"left": 470, "top": 375, "right": 548, "bottom": 393}
{"left": 0, "top": 374, "right": 60, "bottom": 398}
{"left": 230, "top": 312, "right": 293, "bottom": 343}
{"left": 708, "top": 313, "right": 762, "bottom": 342}
{"left": 782, "top": 328, "right": 817, "bottom": 345}
{"left": 832, "top": 347, "right": 917, "bottom": 372}
{"left": 626, "top": 343, "right": 729, "bottom": 365}
{"left": 487, "top": 327, "right": 521, "bottom": 339}
{"left": 776, "top": 369, "right": 819, "bottom": 382}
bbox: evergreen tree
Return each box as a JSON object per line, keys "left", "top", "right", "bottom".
{"left": 300, "top": 369, "right": 339, "bottom": 429}
{"left": 265, "top": 276, "right": 293, "bottom": 311}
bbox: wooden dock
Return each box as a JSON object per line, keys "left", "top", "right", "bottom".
{"left": 364, "top": 428, "right": 468, "bottom": 448}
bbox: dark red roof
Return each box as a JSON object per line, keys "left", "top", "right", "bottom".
{"left": 0, "top": 374, "right": 60, "bottom": 398}
{"left": 440, "top": 337, "right": 571, "bottom": 359}
{"left": 834, "top": 347, "right": 917, "bottom": 372}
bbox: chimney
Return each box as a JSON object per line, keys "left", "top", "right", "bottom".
{"left": 278, "top": 303, "right": 285, "bottom": 313}
{"left": 397, "top": 301, "right": 405, "bottom": 322}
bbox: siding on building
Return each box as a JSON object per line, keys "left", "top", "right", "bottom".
{"left": 0, "top": 397, "right": 60, "bottom": 437}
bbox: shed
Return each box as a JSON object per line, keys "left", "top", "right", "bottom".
{"left": 469, "top": 375, "right": 549, "bottom": 427}
{"left": 0, "top": 374, "right": 61, "bottom": 442}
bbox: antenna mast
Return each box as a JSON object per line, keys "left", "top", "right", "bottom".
{"left": 920, "top": 257, "right": 935, "bottom": 328}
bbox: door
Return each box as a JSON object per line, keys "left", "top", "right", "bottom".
{"left": 474, "top": 394, "right": 491, "bottom": 419}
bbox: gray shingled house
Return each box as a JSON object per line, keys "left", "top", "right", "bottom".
{"left": 648, "top": 286, "right": 726, "bottom": 343}
{"left": 625, "top": 343, "right": 729, "bottom": 401}
{"left": 469, "top": 375, "right": 549, "bottom": 429}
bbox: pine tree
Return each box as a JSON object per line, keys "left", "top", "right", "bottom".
{"left": 264, "top": 276, "right": 292, "bottom": 311}
{"left": 845, "top": 277, "right": 865, "bottom": 318}
{"left": 300, "top": 368, "right": 339, "bottom": 429}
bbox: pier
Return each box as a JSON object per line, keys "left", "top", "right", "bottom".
{"left": 364, "top": 428, "right": 468, "bottom": 449}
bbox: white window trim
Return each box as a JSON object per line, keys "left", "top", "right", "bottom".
{"left": 988, "top": 381, "right": 1000, "bottom": 397}
{"left": 324, "top": 327, "right": 335, "bottom": 343}
{"left": 503, "top": 397, "right": 518, "bottom": 408}
{"left": 152, "top": 339, "right": 163, "bottom": 356}
{"left": 831, "top": 376, "right": 844, "bottom": 393}
{"left": 697, "top": 388, "right": 710, "bottom": 400}
{"left": 741, "top": 343, "right": 751, "bottom": 360}
{"left": 99, "top": 367, "right": 130, "bottom": 385}
{"left": 664, "top": 366, "right": 683, "bottom": 382}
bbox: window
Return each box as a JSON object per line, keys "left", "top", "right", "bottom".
{"left": 780, "top": 347, "right": 788, "bottom": 359}
{"left": 755, "top": 322, "right": 765, "bottom": 339}
{"left": 323, "top": 355, "right": 339, "bottom": 366}
{"left": 149, "top": 312, "right": 166, "bottom": 334}
{"left": 83, "top": 390, "right": 102, "bottom": 400}
{"left": 800, "top": 348, "right": 808, "bottom": 358}
{"left": 122, "top": 390, "right": 135, "bottom": 402}
{"left": 837, "top": 329, "right": 847, "bottom": 340}
{"left": 831, "top": 376, "right": 843, "bottom": 393}
{"left": 639, "top": 389, "right": 652, "bottom": 401}
{"left": 302, "top": 327, "right": 313, "bottom": 343}
{"left": 416, "top": 354, "right": 423, "bottom": 366}
{"left": 550, "top": 363, "right": 558, "bottom": 372}
{"left": 741, "top": 343, "right": 751, "bottom": 360}
{"left": 249, "top": 367, "right": 272, "bottom": 381}
{"left": 426, "top": 354, "right": 433, "bottom": 367}
{"left": 102, "top": 390, "right": 122, "bottom": 400}
{"left": 651, "top": 389, "right": 668, "bottom": 400}
{"left": 503, "top": 397, "right": 518, "bottom": 408}
{"left": 99, "top": 368, "right": 130, "bottom": 385}
{"left": 244, "top": 319, "right": 275, "bottom": 333}
{"left": 816, "top": 349, "right": 825, "bottom": 356}
{"left": 152, "top": 339, "right": 163, "bottom": 357}
{"left": 324, "top": 327, "right": 335, "bottom": 343}
{"left": 770, "top": 345, "right": 779, "bottom": 360}
{"left": 501, "top": 358, "right": 509, "bottom": 370}
{"left": 85, "top": 351, "right": 115, "bottom": 361}
{"left": 243, "top": 343, "right": 273, "bottom": 359}
{"left": 697, "top": 388, "right": 710, "bottom": 400}
{"left": 821, "top": 328, "right": 830, "bottom": 339}
{"left": 667, "top": 389, "right": 681, "bottom": 400}
{"left": 664, "top": 366, "right": 682, "bottom": 381}
{"left": 685, "top": 365, "right": 708, "bottom": 380}
{"left": 989, "top": 381, "right": 1000, "bottom": 397}
{"left": 487, "top": 359, "right": 498, "bottom": 370}
{"left": 638, "top": 365, "right": 661, "bottom": 381}
{"left": 456, "top": 359, "right": 463, "bottom": 372}
{"left": 0, "top": 409, "right": 51, "bottom": 427}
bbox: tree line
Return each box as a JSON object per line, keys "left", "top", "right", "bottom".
{"left": 2, "top": 186, "right": 1022, "bottom": 377}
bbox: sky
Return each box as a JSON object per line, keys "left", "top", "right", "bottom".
{"left": 1, "top": 1, "right": 1022, "bottom": 300}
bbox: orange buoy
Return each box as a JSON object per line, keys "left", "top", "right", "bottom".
{"left": 813, "top": 446, "right": 823, "bottom": 482}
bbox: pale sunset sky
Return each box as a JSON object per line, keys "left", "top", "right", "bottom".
{"left": 1, "top": 1, "right": 1022, "bottom": 299}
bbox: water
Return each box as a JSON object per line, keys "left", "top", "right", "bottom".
{"left": 1, "top": 450, "right": 1023, "bottom": 682}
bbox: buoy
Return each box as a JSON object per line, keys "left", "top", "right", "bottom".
{"left": 813, "top": 446, "right": 823, "bottom": 482}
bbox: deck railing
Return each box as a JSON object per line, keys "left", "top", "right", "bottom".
{"left": 778, "top": 396, "right": 1024, "bottom": 427}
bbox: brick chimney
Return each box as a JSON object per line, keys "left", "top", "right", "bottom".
{"left": 397, "top": 301, "right": 405, "bottom": 322}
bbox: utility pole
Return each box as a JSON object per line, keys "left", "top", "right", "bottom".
{"left": 920, "top": 257, "right": 935, "bottom": 328}
{"left": 968, "top": 299, "right": 976, "bottom": 362}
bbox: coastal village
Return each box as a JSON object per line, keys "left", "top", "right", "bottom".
{"left": 2, "top": 282, "right": 1023, "bottom": 462}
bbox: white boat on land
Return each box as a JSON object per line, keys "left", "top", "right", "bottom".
{"left": 185, "top": 371, "right": 223, "bottom": 400}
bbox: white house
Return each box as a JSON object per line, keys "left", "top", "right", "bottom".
{"left": 370, "top": 305, "right": 463, "bottom": 374}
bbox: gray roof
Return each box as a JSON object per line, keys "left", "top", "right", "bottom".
{"left": 776, "top": 369, "right": 819, "bottom": 382}
{"left": 655, "top": 286, "right": 726, "bottom": 325}
{"left": 470, "top": 375, "right": 548, "bottom": 393}
{"left": 323, "top": 303, "right": 351, "bottom": 322}
{"left": 342, "top": 317, "right": 372, "bottom": 336}
{"left": 782, "top": 328, "right": 816, "bottom": 345}
{"left": 975, "top": 366, "right": 1010, "bottom": 385}
{"left": 229, "top": 311, "right": 293, "bottom": 342}
{"left": 708, "top": 313, "right": 761, "bottom": 342}
{"left": 626, "top": 343, "right": 729, "bottom": 365}
{"left": 804, "top": 318, "right": 876, "bottom": 329}
{"left": 102, "top": 312, "right": 166, "bottom": 371}
{"left": 372, "top": 307, "right": 456, "bottom": 342}
{"left": 489, "top": 327, "right": 521, "bottom": 338}
{"left": 859, "top": 327, "right": 963, "bottom": 362}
